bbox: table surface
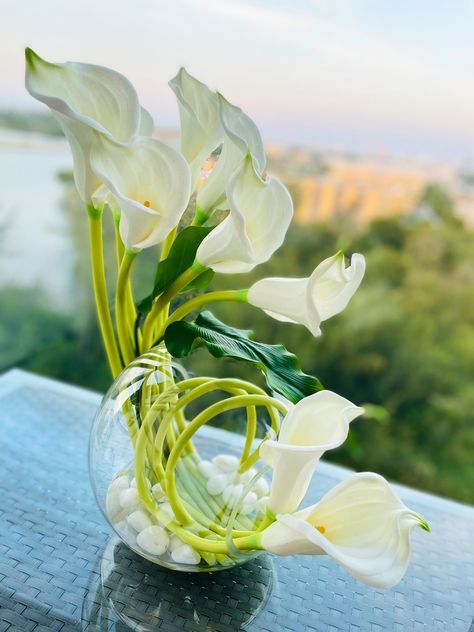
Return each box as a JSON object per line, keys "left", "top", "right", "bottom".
{"left": 0, "top": 369, "right": 473, "bottom": 632}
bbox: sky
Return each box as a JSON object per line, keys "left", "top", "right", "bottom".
{"left": 1, "top": 0, "right": 474, "bottom": 161}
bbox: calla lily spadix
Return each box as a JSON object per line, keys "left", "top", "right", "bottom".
{"left": 25, "top": 48, "right": 152, "bottom": 202}
{"left": 196, "top": 153, "right": 293, "bottom": 273}
{"left": 195, "top": 93, "right": 266, "bottom": 217}
{"left": 259, "top": 473, "right": 430, "bottom": 588}
{"left": 90, "top": 136, "right": 192, "bottom": 250}
{"left": 260, "top": 390, "right": 364, "bottom": 514}
{"left": 169, "top": 68, "right": 222, "bottom": 188}
{"left": 247, "top": 251, "right": 366, "bottom": 336}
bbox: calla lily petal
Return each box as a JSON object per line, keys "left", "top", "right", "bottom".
{"left": 309, "top": 251, "right": 366, "bottom": 321}
{"left": 247, "top": 252, "right": 366, "bottom": 336}
{"left": 248, "top": 277, "right": 320, "bottom": 334}
{"left": 261, "top": 472, "right": 429, "bottom": 588}
{"left": 139, "top": 106, "right": 155, "bottom": 136}
{"left": 260, "top": 390, "right": 363, "bottom": 514}
{"left": 196, "top": 154, "right": 293, "bottom": 273}
{"left": 25, "top": 48, "right": 143, "bottom": 201}
{"left": 196, "top": 93, "right": 266, "bottom": 214}
{"left": 90, "top": 136, "right": 192, "bottom": 250}
{"left": 169, "top": 67, "right": 222, "bottom": 186}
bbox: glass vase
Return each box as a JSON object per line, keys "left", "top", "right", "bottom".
{"left": 89, "top": 345, "right": 275, "bottom": 572}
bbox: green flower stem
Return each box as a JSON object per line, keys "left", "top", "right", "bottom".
{"left": 183, "top": 459, "right": 254, "bottom": 534}
{"left": 241, "top": 405, "right": 257, "bottom": 465}
{"left": 113, "top": 219, "right": 137, "bottom": 349}
{"left": 156, "top": 289, "right": 249, "bottom": 341}
{"left": 153, "top": 377, "right": 279, "bottom": 489}
{"left": 177, "top": 469, "right": 251, "bottom": 540}
{"left": 87, "top": 207, "right": 122, "bottom": 377}
{"left": 165, "top": 394, "right": 288, "bottom": 526}
{"left": 141, "top": 260, "right": 207, "bottom": 352}
{"left": 116, "top": 250, "right": 138, "bottom": 366}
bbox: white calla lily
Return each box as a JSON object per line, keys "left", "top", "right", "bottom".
{"left": 25, "top": 48, "right": 149, "bottom": 202}
{"left": 247, "top": 252, "right": 366, "bottom": 336}
{"left": 260, "top": 472, "right": 429, "bottom": 588}
{"left": 260, "top": 390, "right": 363, "bottom": 514}
{"left": 196, "top": 154, "right": 293, "bottom": 273}
{"left": 196, "top": 93, "right": 266, "bottom": 216}
{"left": 90, "top": 136, "right": 191, "bottom": 250}
{"left": 169, "top": 67, "right": 222, "bottom": 186}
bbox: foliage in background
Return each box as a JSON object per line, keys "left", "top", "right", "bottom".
{"left": 1, "top": 174, "right": 473, "bottom": 503}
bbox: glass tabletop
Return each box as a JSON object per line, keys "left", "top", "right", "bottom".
{"left": 0, "top": 370, "right": 473, "bottom": 631}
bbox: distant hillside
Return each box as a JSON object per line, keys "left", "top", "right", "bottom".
{"left": 0, "top": 109, "right": 63, "bottom": 136}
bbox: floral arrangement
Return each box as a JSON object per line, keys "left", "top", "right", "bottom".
{"left": 26, "top": 48, "right": 429, "bottom": 586}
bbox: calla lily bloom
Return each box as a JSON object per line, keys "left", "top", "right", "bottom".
{"left": 260, "top": 472, "right": 429, "bottom": 588}
{"left": 25, "top": 48, "right": 152, "bottom": 202}
{"left": 169, "top": 68, "right": 222, "bottom": 187}
{"left": 260, "top": 390, "right": 363, "bottom": 514}
{"left": 90, "top": 136, "right": 191, "bottom": 250}
{"left": 196, "top": 154, "right": 293, "bottom": 273}
{"left": 247, "top": 252, "right": 366, "bottom": 336}
{"left": 196, "top": 93, "right": 266, "bottom": 216}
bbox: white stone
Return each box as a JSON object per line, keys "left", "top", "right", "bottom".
{"left": 106, "top": 486, "right": 127, "bottom": 523}
{"left": 171, "top": 544, "right": 201, "bottom": 565}
{"left": 114, "top": 520, "right": 137, "bottom": 547}
{"left": 254, "top": 477, "right": 270, "bottom": 497}
{"left": 160, "top": 502, "right": 176, "bottom": 520}
{"left": 131, "top": 477, "right": 151, "bottom": 490}
{"left": 169, "top": 534, "right": 185, "bottom": 552}
{"left": 109, "top": 475, "right": 130, "bottom": 494}
{"left": 197, "top": 460, "right": 220, "bottom": 479}
{"left": 244, "top": 491, "right": 258, "bottom": 507}
{"left": 137, "top": 525, "right": 169, "bottom": 556}
{"left": 152, "top": 483, "right": 166, "bottom": 501}
{"left": 239, "top": 468, "right": 257, "bottom": 485}
{"left": 222, "top": 484, "right": 244, "bottom": 507}
{"left": 212, "top": 454, "right": 239, "bottom": 472}
{"left": 119, "top": 488, "right": 141, "bottom": 511}
{"left": 206, "top": 474, "right": 228, "bottom": 496}
{"left": 127, "top": 510, "right": 153, "bottom": 533}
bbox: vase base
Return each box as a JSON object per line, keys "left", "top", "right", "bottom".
{"left": 82, "top": 536, "right": 275, "bottom": 630}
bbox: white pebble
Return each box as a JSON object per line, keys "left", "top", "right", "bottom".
{"left": 171, "top": 544, "right": 201, "bottom": 565}
{"left": 197, "top": 460, "right": 220, "bottom": 479}
{"left": 244, "top": 491, "right": 258, "bottom": 507}
{"left": 120, "top": 488, "right": 140, "bottom": 511}
{"left": 169, "top": 534, "right": 185, "bottom": 552}
{"left": 160, "top": 502, "right": 176, "bottom": 520}
{"left": 206, "top": 474, "right": 228, "bottom": 495}
{"left": 212, "top": 454, "right": 239, "bottom": 472}
{"left": 254, "top": 477, "right": 270, "bottom": 497}
{"left": 239, "top": 468, "right": 257, "bottom": 485}
{"left": 223, "top": 484, "right": 244, "bottom": 507}
{"left": 137, "top": 525, "right": 169, "bottom": 556}
{"left": 109, "top": 475, "right": 130, "bottom": 494}
{"left": 127, "top": 510, "right": 153, "bottom": 533}
{"left": 106, "top": 483, "right": 128, "bottom": 523}
{"left": 131, "top": 477, "right": 151, "bottom": 490}
{"left": 152, "top": 483, "right": 166, "bottom": 501}
{"left": 114, "top": 520, "right": 137, "bottom": 547}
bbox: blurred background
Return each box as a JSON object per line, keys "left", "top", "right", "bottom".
{"left": 1, "top": 1, "right": 473, "bottom": 503}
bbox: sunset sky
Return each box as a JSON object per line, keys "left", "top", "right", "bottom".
{"left": 2, "top": 0, "right": 474, "bottom": 160}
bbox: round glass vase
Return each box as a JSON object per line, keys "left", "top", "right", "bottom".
{"left": 89, "top": 345, "right": 278, "bottom": 573}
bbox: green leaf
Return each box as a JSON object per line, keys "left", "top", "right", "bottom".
{"left": 181, "top": 268, "right": 215, "bottom": 292}
{"left": 136, "top": 226, "right": 214, "bottom": 313}
{"left": 164, "top": 311, "right": 324, "bottom": 403}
